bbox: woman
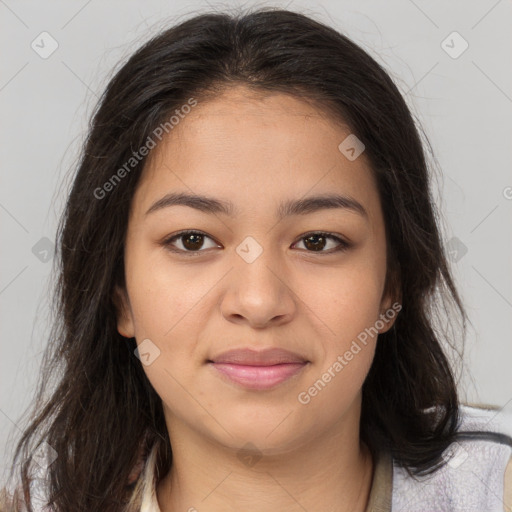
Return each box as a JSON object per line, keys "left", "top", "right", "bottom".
{"left": 2, "top": 7, "right": 511, "bottom": 512}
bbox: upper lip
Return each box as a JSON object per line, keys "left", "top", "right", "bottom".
{"left": 209, "top": 348, "right": 308, "bottom": 366}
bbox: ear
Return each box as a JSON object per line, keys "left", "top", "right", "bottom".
{"left": 113, "top": 285, "right": 135, "bottom": 338}
{"left": 377, "top": 268, "right": 402, "bottom": 334}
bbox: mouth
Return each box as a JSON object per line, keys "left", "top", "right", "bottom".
{"left": 207, "top": 347, "right": 309, "bottom": 390}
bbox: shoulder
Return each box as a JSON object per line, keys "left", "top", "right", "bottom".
{"left": 392, "top": 404, "right": 512, "bottom": 512}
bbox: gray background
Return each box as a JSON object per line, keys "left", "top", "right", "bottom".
{"left": 1, "top": 0, "right": 511, "bottom": 477}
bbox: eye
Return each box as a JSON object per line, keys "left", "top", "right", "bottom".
{"left": 162, "top": 230, "right": 221, "bottom": 254}
{"left": 162, "top": 230, "right": 350, "bottom": 256}
{"left": 292, "top": 232, "right": 350, "bottom": 253}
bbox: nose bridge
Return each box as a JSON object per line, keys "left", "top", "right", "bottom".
{"left": 237, "top": 240, "right": 279, "bottom": 293}
{"left": 220, "top": 235, "right": 295, "bottom": 327}
{"left": 235, "top": 234, "right": 284, "bottom": 301}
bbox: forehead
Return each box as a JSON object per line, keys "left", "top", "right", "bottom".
{"left": 133, "top": 86, "right": 381, "bottom": 223}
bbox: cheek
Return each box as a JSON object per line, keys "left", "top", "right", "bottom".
{"left": 124, "top": 241, "right": 217, "bottom": 338}
{"left": 294, "top": 267, "right": 382, "bottom": 415}
{"left": 123, "top": 244, "right": 230, "bottom": 407}
{"left": 298, "top": 259, "right": 385, "bottom": 338}
{"left": 291, "top": 253, "right": 385, "bottom": 398}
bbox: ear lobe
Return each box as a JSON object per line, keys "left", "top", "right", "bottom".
{"left": 377, "top": 298, "right": 401, "bottom": 334}
{"left": 378, "top": 273, "right": 402, "bottom": 334}
{"left": 113, "top": 285, "right": 135, "bottom": 338}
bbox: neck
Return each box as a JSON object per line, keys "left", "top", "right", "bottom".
{"left": 156, "top": 410, "right": 374, "bottom": 512}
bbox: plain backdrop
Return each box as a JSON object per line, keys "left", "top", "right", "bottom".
{"left": 1, "top": 0, "right": 511, "bottom": 477}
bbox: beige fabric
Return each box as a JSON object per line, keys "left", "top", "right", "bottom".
{"left": 505, "top": 456, "right": 512, "bottom": 512}
{"left": 364, "top": 448, "right": 392, "bottom": 512}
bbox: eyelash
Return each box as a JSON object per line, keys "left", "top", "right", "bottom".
{"left": 161, "top": 230, "right": 351, "bottom": 257}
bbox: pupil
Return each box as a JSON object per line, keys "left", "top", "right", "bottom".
{"left": 304, "top": 234, "right": 326, "bottom": 251}
{"left": 183, "top": 233, "right": 203, "bottom": 250}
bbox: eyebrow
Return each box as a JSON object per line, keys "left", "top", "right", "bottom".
{"left": 145, "top": 192, "right": 368, "bottom": 220}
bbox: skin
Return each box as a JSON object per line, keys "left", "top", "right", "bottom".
{"left": 116, "top": 85, "right": 398, "bottom": 512}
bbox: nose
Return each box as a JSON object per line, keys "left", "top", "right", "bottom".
{"left": 220, "top": 245, "right": 297, "bottom": 329}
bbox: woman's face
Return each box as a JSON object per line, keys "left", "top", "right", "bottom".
{"left": 116, "top": 85, "right": 397, "bottom": 454}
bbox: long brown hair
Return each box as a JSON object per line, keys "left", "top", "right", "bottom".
{"left": 3, "top": 7, "right": 466, "bottom": 511}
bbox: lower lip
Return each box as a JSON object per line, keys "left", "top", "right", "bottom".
{"left": 210, "top": 362, "right": 307, "bottom": 390}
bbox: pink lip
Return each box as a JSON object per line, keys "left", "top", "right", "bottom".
{"left": 208, "top": 348, "right": 308, "bottom": 390}
{"left": 211, "top": 362, "right": 307, "bottom": 390}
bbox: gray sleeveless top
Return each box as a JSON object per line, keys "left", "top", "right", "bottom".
{"left": 390, "top": 404, "right": 512, "bottom": 512}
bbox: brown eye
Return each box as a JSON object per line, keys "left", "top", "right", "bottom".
{"left": 163, "top": 231, "right": 220, "bottom": 253}
{"left": 181, "top": 233, "right": 205, "bottom": 251}
{"left": 293, "top": 232, "right": 350, "bottom": 253}
{"left": 303, "top": 234, "right": 327, "bottom": 251}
